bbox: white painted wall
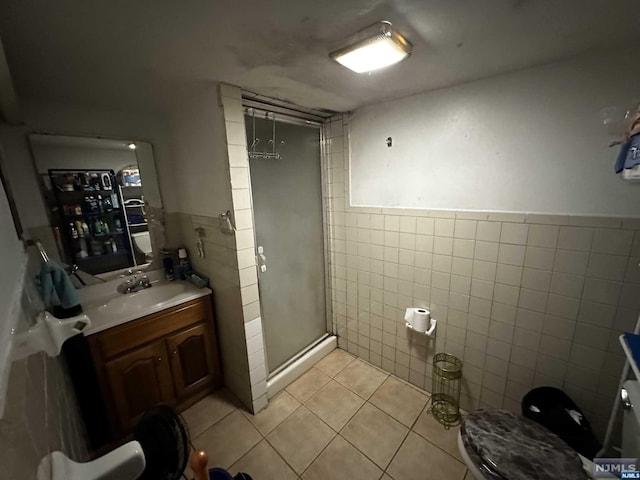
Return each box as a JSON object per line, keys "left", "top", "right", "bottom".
{"left": 350, "top": 46, "right": 640, "bottom": 216}
{"left": 169, "top": 85, "right": 230, "bottom": 217}
{"left": 0, "top": 99, "right": 175, "bottom": 230}
{"left": 0, "top": 161, "right": 26, "bottom": 414}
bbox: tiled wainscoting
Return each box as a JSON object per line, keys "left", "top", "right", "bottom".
{"left": 324, "top": 115, "right": 640, "bottom": 437}
{"left": 166, "top": 209, "right": 265, "bottom": 412}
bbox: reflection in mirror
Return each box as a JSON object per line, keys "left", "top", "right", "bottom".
{"left": 28, "top": 134, "right": 164, "bottom": 283}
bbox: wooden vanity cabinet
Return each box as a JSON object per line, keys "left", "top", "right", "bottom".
{"left": 87, "top": 295, "right": 222, "bottom": 439}
{"left": 166, "top": 323, "right": 219, "bottom": 400}
{"left": 104, "top": 340, "right": 176, "bottom": 432}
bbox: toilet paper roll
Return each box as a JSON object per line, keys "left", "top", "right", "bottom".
{"left": 404, "top": 308, "right": 431, "bottom": 332}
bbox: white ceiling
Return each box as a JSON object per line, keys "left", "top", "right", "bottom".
{"left": 1, "top": 0, "right": 639, "bottom": 114}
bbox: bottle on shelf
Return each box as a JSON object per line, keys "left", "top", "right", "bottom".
{"left": 75, "top": 220, "right": 84, "bottom": 237}
{"left": 90, "top": 240, "right": 102, "bottom": 256}
{"left": 76, "top": 238, "right": 88, "bottom": 260}
{"left": 69, "top": 222, "right": 78, "bottom": 239}
{"left": 102, "top": 196, "right": 113, "bottom": 212}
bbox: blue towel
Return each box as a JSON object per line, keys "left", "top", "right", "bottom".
{"left": 614, "top": 131, "right": 640, "bottom": 173}
{"left": 39, "top": 259, "right": 80, "bottom": 309}
{"left": 209, "top": 468, "right": 252, "bottom": 480}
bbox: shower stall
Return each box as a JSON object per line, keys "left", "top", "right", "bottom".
{"left": 243, "top": 101, "right": 335, "bottom": 394}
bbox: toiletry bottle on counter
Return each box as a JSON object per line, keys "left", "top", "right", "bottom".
{"left": 178, "top": 248, "right": 192, "bottom": 280}
{"left": 163, "top": 257, "right": 175, "bottom": 281}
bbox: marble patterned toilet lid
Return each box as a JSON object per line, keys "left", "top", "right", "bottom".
{"left": 460, "top": 409, "right": 588, "bottom": 480}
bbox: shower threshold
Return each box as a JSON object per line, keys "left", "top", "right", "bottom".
{"left": 266, "top": 333, "right": 336, "bottom": 398}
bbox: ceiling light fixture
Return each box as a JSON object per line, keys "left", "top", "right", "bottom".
{"left": 127, "top": 143, "right": 136, "bottom": 150}
{"left": 330, "top": 21, "right": 412, "bottom": 74}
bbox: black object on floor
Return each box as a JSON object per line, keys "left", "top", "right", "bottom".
{"left": 522, "top": 386, "right": 601, "bottom": 459}
{"left": 133, "top": 405, "right": 190, "bottom": 480}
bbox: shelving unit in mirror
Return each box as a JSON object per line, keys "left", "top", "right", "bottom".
{"left": 49, "top": 169, "right": 134, "bottom": 275}
{"left": 120, "top": 183, "right": 149, "bottom": 264}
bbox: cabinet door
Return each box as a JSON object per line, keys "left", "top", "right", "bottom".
{"left": 105, "top": 341, "right": 176, "bottom": 432}
{"left": 166, "top": 323, "right": 220, "bottom": 400}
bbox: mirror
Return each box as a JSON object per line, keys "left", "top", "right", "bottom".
{"left": 28, "top": 134, "right": 164, "bottom": 281}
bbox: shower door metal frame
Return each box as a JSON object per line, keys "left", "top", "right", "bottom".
{"left": 242, "top": 97, "right": 334, "bottom": 378}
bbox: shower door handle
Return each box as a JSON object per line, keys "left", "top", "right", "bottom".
{"left": 257, "top": 246, "right": 267, "bottom": 273}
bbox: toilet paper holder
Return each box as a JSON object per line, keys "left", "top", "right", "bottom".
{"left": 406, "top": 318, "right": 437, "bottom": 336}
{"left": 404, "top": 307, "right": 437, "bottom": 336}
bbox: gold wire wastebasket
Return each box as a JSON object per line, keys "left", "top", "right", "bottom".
{"left": 429, "top": 353, "right": 463, "bottom": 428}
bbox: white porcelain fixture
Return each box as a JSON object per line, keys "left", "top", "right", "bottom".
{"left": 12, "top": 311, "right": 90, "bottom": 359}
{"left": 132, "top": 231, "right": 152, "bottom": 256}
{"left": 78, "top": 269, "right": 211, "bottom": 335}
{"left": 37, "top": 441, "right": 145, "bottom": 480}
{"left": 266, "top": 335, "right": 337, "bottom": 398}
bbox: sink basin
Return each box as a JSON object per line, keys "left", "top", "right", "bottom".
{"left": 81, "top": 279, "right": 211, "bottom": 335}
{"left": 98, "top": 282, "right": 190, "bottom": 315}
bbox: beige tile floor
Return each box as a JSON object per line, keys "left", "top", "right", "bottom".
{"left": 183, "top": 348, "right": 474, "bottom": 480}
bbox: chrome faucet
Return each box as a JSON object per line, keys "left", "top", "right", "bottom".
{"left": 117, "top": 274, "right": 152, "bottom": 294}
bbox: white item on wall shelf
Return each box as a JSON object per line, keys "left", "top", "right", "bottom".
{"left": 37, "top": 441, "right": 145, "bottom": 480}
{"left": 621, "top": 165, "right": 640, "bottom": 181}
{"left": 12, "top": 311, "right": 90, "bottom": 360}
{"left": 404, "top": 308, "right": 437, "bottom": 336}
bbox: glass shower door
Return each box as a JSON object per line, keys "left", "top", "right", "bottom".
{"left": 246, "top": 115, "right": 327, "bottom": 373}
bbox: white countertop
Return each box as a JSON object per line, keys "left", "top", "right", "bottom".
{"left": 77, "top": 269, "right": 212, "bottom": 336}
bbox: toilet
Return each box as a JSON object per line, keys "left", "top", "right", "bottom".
{"left": 458, "top": 380, "right": 640, "bottom": 479}
{"left": 457, "top": 409, "right": 590, "bottom": 479}
{"left": 131, "top": 231, "right": 152, "bottom": 260}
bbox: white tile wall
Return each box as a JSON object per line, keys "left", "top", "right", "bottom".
{"left": 324, "top": 113, "right": 640, "bottom": 439}
{"left": 167, "top": 85, "right": 268, "bottom": 414}
{"left": 220, "top": 85, "right": 268, "bottom": 413}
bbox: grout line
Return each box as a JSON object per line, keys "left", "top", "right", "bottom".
{"left": 304, "top": 354, "right": 395, "bottom": 472}
{"left": 288, "top": 355, "right": 371, "bottom": 473}
{"left": 408, "top": 402, "right": 465, "bottom": 466}
{"left": 337, "top": 355, "right": 468, "bottom": 472}
{"left": 191, "top": 403, "right": 239, "bottom": 441}
{"left": 263, "top": 435, "right": 305, "bottom": 477}
{"left": 337, "top": 400, "right": 405, "bottom": 472}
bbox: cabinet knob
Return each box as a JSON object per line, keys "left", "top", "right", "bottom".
{"left": 172, "top": 350, "right": 178, "bottom": 357}
{"left": 157, "top": 356, "right": 162, "bottom": 363}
